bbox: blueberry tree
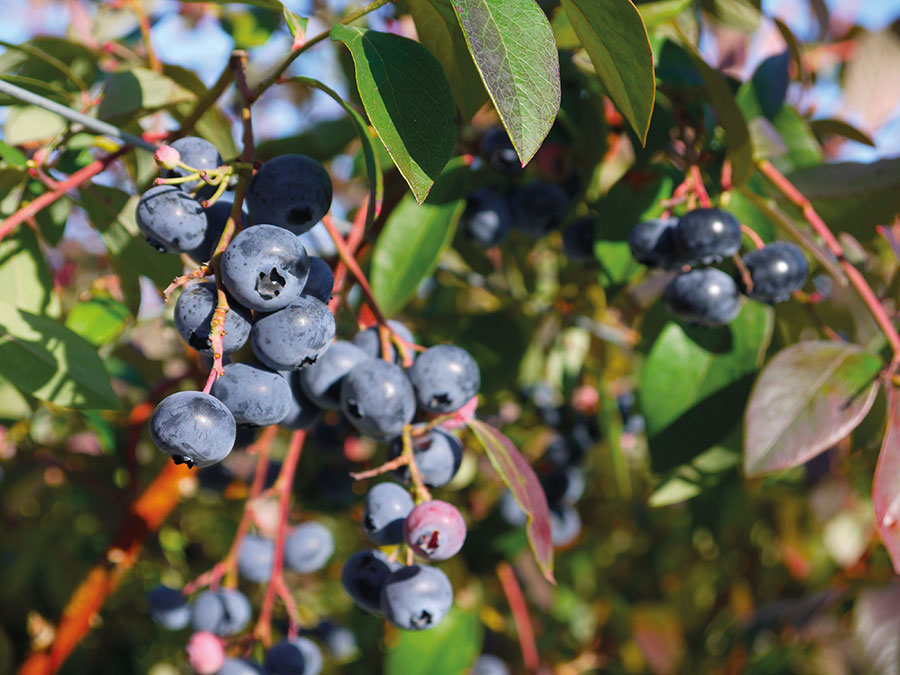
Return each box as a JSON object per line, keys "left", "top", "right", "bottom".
{"left": 1, "top": 0, "right": 900, "bottom": 673}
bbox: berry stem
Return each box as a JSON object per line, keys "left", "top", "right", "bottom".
{"left": 163, "top": 265, "right": 210, "bottom": 301}
{"left": 497, "top": 562, "right": 539, "bottom": 672}
{"left": 402, "top": 426, "right": 431, "bottom": 503}
{"left": 689, "top": 165, "right": 713, "bottom": 208}
{"left": 349, "top": 453, "right": 410, "bottom": 481}
{"left": 322, "top": 213, "right": 388, "bottom": 326}
{"left": 740, "top": 223, "right": 766, "bottom": 250}
{"left": 757, "top": 159, "right": 900, "bottom": 367}
{"left": 328, "top": 197, "right": 369, "bottom": 314}
{"left": 129, "top": 0, "right": 161, "bottom": 73}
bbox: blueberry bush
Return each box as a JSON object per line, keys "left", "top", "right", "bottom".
{"left": 1, "top": 0, "right": 900, "bottom": 673}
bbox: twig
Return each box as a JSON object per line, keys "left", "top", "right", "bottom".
{"left": 328, "top": 198, "right": 369, "bottom": 314}
{"left": 689, "top": 165, "right": 712, "bottom": 208}
{"left": 349, "top": 453, "right": 409, "bottom": 480}
{"left": 741, "top": 224, "right": 765, "bottom": 249}
{"left": 322, "top": 214, "right": 388, "bottom": 326}
{"left": 497, "top": 562, "right": 539, "bottom": 672}
{"left": 129, "top": 0, "right": 161, "bottom": 73}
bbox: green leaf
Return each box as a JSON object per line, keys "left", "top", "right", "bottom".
{"left": 0, "top": 303, "right": 119, "bottom": 410}
{"left": 0, "top": 378, "right": 31, "bottom": 420}
{"left": 65, "top": 297, "right": 130, "bottom": 346}
{"left": 256, "top": 118, "right": 357, "bottom": 162}
{"left": 560, "top": 0, "right": 655, "bottom": 143}
{"left": 282, "top": 5, "right": 308, "bottom": 41}
{"left": 0, "top": 226, "right": 61, "bottom": 317}
{"left": 637, "top": 0, "right": 693, "bottom": 28}
{"left": 640, "top": 301, "right": 774, "bottom": 472}
{"left": 408, "top": 0, "right": 488, "bottom": 120}
{"left": 676, "top": 37, "right": 754, "bottom": 185}
{"left": 736, "top": 51, "right": 789, "bottom": 120}
{"left": 467, "top": 419, "right": 555, "bottom": 583}
{"left": 701, "top": 0, "right": 762, "bottom": 31}
{"left": 0, "top": 140, "right": 26, "bottom": 166}
{"left": 744, "top": 341, "right": 882, "bottom": 476}
{"left": 165, "top": 65, "right": 238, "bottom": 159}
{"left": 384, "top": 608, "right": 483, "bottom": 675}
{"left": 98, "top": 67, "right": 194, "bottom": 122}
{"left": 370, "top": 158, "right": 468, "bottom": 316}
{"left": 176, "top": 0, "right": 282, "bottom": 9}
{"left": 451, "top": 0, "right": 560, "bottom": 165}
{"left": 79, "top": 185, "right": 183, "bottom": 313}
{"left": 330, "top": 24, "right": 457, "bottom": 204}
{"left": 809, "top": 118, "right": 876, "bottom": 147}
{"left": 3, "top": 106, "right": 66, "bottom": 145}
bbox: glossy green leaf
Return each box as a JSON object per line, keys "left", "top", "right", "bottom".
{"left": 736, "top": 52, "right": 789, "bottom": 120}
{"left": 0, "top": 303, "right": 118, "bottom": 410}
{"left": 282, "top": 5, "right": 308, "bottom": 40}
{"left": 3, "top": 106, "right": 66, "bottom": 145}
{"left": 370, "top": 158, "right": 468, "bottom": 316}
{"left": 744, "top": 341, "right": 882, "bottom": 476}
{"left": 384, "top": 608, "right": 482, "bottom": 675}
{"left": 809, "top": 118, "right": 876, "bottom": 147}
{"left": 165, "top": 66, "right": 238, "bottom": 159}
{"left": 65, "top": 297, "right": 130, "bottom": 346}
{"left": 637, "top": 0, "right": 693, "bottom": 28}
{"left": 0, "top": 378, "right": 31, "bottom": 420}
{"left": 467, "top": 419, "right": 555, "bottom": 583}
{"left": 640, "top": 301, "right": 774, "bottom": 472}
{"left": 256, "top": 118, "right": 356, "bottom": 162}
{"left": 330, "top": 24, "right": 456, "bottom": 204}
{"left": 408, "top": 0, "right": 488, "bottom": 120}
{"left": 0, "top": 227, "right": 60, "bottom": 318}
{"left": 451, "top": 0, "right": 560, "bottom": 165}
{"left": 98, "top": 67, "right": 194, "bottom": 122}
{"left": 560, "top": 0, "right": 655, "bottom": 143}
{"left": 701, "top": 0, "right": 761, "bottom": 31}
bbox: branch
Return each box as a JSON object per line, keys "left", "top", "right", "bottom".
{"left": 322, "top": 214, "right": 387, "bottom": 326}
{"left": 497, "top": 562, "right": 539, "bottom": 672}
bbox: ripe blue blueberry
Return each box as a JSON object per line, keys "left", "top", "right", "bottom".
{"left": 279, "top": 371, "right": 321, "bottom": 430}
{"left": 237, "top": 534, "right": 274, "bottom": 583}
{"left": 664, "top": 268, "right": 741, "bottom": 326}
{"left": 562, "top": 216, "right": 596, "bottom": 262}
{"left": 404, "top": 499, "right": 467, "bottom": 561}
{"left": 352, "top": 320, "right": 416, "bottom": 363}
{"left": 302, "top": 256, "right": 334, "bottom": 303}
{"left": 461, "top": 188, "right": 512, "bottom": 247}
{"left": 480, "top": 127, "right": 522, "bottom": 175}
{"left": 387, "top": 428, "right": 463, "bottom": 488}
{"left": 628, "top": 216, "right": 680, "bottom": 269}
{"left": 187, "top": 200, "right": 245, "bottom": 263}
{"left": 299, "top": 340, "right": 371, "bottom": 411}
{"left": 318, "top": 622, "right": 358, "bottom": 661}
{"left": 340, "top": 549, "right": 401, "bottom": 615}
{"left": 136, "top": 185, "right": 208, "bottom": 253}
{"left": 739, "top": 242, "right": 808, "bottom": 302}
{"left": 150, "top": 391, "right": 236, "bottom": 468}
{"left": 550, "top": 505, "right": 582, "bottom": 547}
{"left": 509, "top": 182, "right": 569, "bottom": 237}
{"left": 362, "top": 482, "right": 414, "bottom": 545}
{"left": 340, "top": 360, "right": 417, "bottom": 440}
{"left": 174, "top": 282, "right": 252, "bottom": 357}
{"left": 380, "top": 565, "right": 453, "bottom": 630}
{"left": 471, "top": 654, "right": 510, "bottom": 675}
{"left": 190, "top": 589, "right": 251, "bottom": 636}
{"left": 408, "top": 344, "right": 480, "bottom": 414}
{"left": 161, "top": 136, "right": 223, "bottom": 198}
{"left": 498, "top": 490, "right": 528, "bottom": 527}
{"left": 220, "top": 224, "right": 310, "bottom": 312}
{"left": 146, "top": 585, "right": 190, "bottom": 630}
{"left": 284, "top": 521, "right": 335, "bottom": 573}
{"left": 247, "top": 154, "right": 333, "bottom": 234}
{"left": 251, "top": 296, "right": 336, "bottom": 371}
{"left": 541, "top": 466, "right": 585, "bottom": 507}
{"left": 265, "top": 637, "right": 323, "bottom": 675}
{"left": 674, "top": 208, "right": 741, "bottom": 265}
{"left": 211, "top": 363, "right": 292, "bottom": 427}
{"left": 218, "top": 658, "right": 267, "bottom": 675}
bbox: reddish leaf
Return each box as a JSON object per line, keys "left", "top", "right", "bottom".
{"left": 874, "top": 386, "right": 900, "bottom": 572}
{"left": 467, "top": 419, "right": 554, "bottom": 583}
{"left": 744, "top": 341, "right": 881, "bottom": 476}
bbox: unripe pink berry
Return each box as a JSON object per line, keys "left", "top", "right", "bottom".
{"left": 186, "top": 631, "right": 225, "bottom": 674}
{"left": 404, "top": 499, "right": 466, "bottom": 561}
{"left": 155, "top": 144, "right": 181, "bottom": 170}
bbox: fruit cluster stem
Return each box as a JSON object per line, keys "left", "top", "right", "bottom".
{"left": 497, "top": 562, "right": 539, "bottom": 672}
{"left": 402, "top": 426, "right": 431, "bottom": 503}
{"left": 322, "top": 214, "right": 388, "bottom": 326}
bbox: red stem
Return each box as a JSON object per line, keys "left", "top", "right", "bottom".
{"left": 690, "top": 165, "right": 712, "bottom": 208}
{"left": 741, "top": 224, "right": 765, "bottom": 250}
{"left": 322, "top": 213, "right": 387, "bottom": 326}
{"left": 497, "top": 562, "right": 539, "bottom": 672}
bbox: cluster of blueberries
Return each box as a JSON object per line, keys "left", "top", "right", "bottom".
{"left": 628, "top": 207, "right": 809, "bottom": 325}
{"left": 459, "top": 128, "right": 592, "bottom": 260}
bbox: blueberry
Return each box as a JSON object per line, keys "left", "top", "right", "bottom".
{"left": 362, "top": 482, "right": 414, "bottom": 545}
{"left": 352, "top": 320, "right": 416, "bottom": 363}
{"left": 211, "top": 363, "right": 291, "bottom": 427}
{"left": 674, "top": 208, "right": 741, "bottom": 265}
{"left": 562, "top": 216, "right": 596, "bottom": 262}
{"left": 628, "top": 216, "right": 680, "bottom": 269}
{"left": 340, "top": 360, "right": 417, "bottom": 440}
{"left": 146, "top": 585, "right": 190, "bottom": 630}
{"left": 251, "top": 296, "right": 336, "bottom": 371}
{"left": 161, "top": 136, "right": 223, "bottom": 198}
{"left": 247, "top": 154, "right": 333, "bottom": 235}
{"left": 471, "top": 654, "right": 510, "bottom": 675}
{"left": 509, "top": 182, "right": 569, "bottom": 237}
{"left": 319, "top": 623, "right": 357, "bottom": 661}
{"left": 237, "top": 534, "right": 275, "bottom": 582}
{"left": 380, "top": 565, "right": 453, "bottom": 630}
{"left": 191, "top": 589, "right": 251, "bottom": 636}
{"left": 498, "top": 490, "right": 527, "bottom": 527}
{"left": 739, "top": 242, "right": 808, "bottom": 302}
{"left": 186, "top": 631, "right": 225, "bottom": 675}
{"left": 220, "top": 224, "right": 310, "bottom": 312}
{"left": 265, "top": 637, "right": 323, "bottom": 675}
{"left": 299, "top": 340, "right": 371, "bottom": 411}
{"left": 386, "top": 428, "right": 463, "bottom": 488}
{"left": 541, "top": 466, "right": 585, "bottom": 507}
{"left": 550, "top": 505, "right": 581, "bottom": 547}
{"left": 480, "top": 127, "right": 522, "bottom": 175}
{"left": 340, "top": 549, "right": 401, "bottom": 615}
{"left": 136, "top": 185, "right": 208, "bottom": 253}
{"left": 404, "top": 499, "right": 467, "bottom": 561}
{"left": 150, "top": 391, "right": 236, "bottom": 468}
{"left": 187, "top": 200, "right": 243, "bottom": 263}
{"left": 279, "top": 371, "right": 321, "bottom": 430}
{"left": 408, "top": 344, "right": 480, "bottom": 414}
{"left": 460, "top": 188, "right": 512, "bottom": 247}
{"left": 218, "top": 658, "right": 267, "bottom": 675}
{"left": 284, "top": 521, "right": 334, "bottom": 573}
{"left": 303, "top": 256, "right": 334, "bottom": 303}
{"left": 174, "top": 282, "right": 252, "bottom": 357}
{"left": 664, "top": 268, "right": 741, "bottom": 326}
